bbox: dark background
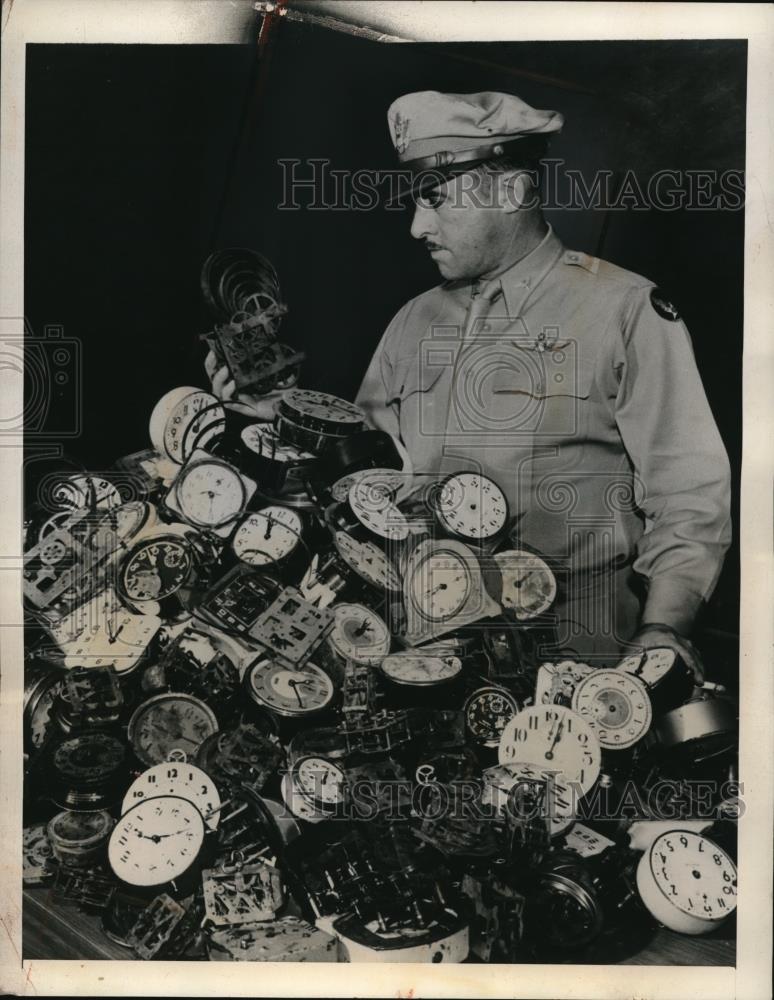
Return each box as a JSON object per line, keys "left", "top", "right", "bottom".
{"left": 24, "top": 29, "right": 745, "bottom": 648}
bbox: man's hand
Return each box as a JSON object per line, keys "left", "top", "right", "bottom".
{"left": 204, "top": 350, "right": 287, "bottom": 421}
{"left": 628, "top": 622, "right": 705, "bottom": 684}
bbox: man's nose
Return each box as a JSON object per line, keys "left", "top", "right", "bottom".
{"left": 410, "top": 203, "right": 436, "bottom": 241}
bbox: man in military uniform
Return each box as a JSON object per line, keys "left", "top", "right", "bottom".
{"left": 208, "top": 90, "right": 730, "bottom": 674}
{"left": 354, "top": 91, "right": 731, "bottom": 672}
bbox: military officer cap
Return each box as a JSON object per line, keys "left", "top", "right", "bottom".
{"left": 387, "top": 90, "right": 563, "bottom": 203}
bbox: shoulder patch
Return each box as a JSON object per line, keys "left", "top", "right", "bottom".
{"left": 563, "top": 249, "right": 599, "bottom": 274}
{"left": 650, "top": 288, "right": 680, "bottom": 322}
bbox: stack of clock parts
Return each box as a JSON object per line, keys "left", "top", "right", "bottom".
{"left": 20, "top": 377, "right": 740, "bottom": 964}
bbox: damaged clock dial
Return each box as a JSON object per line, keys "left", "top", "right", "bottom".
{"left": 499, "top": 704, "right": 601, "bottom": 796}
{"left": 482, "top": 761, "right": 575, "bottom": 836}
{"left": 128, "top": 692, "right": 219, "bottom": 766}
{"left": 494, "top": 549, "right": 557, "bottom": 620}
{"left": 380, "top": 653, "right": 462, "bottom": 687}
{"left": 331, "top": 468, "right": 408, "bottom": 504}
{"left": 149, "top": 386, "right": 226, "bottom": 464}
{"left": 122, "top": 761, "right": 221, "bottom": 831}
{"left": 290, "top": 754, "right": 347, "bottom": 813}
{"left": 118, "top": 532, "right": 195, "bottom": 605}
{"left": 230, "top": 506, "right": 304, "bottom": 568}
{"left": 327, "top": 603, "right": 391, "bottom": 666}
{"left": 50, "top": 474, "right": 122, "bottom": 513}
{"left": 571, "top": 670, "right": 652, "bottom": 750}
{"left": 347, "top": 476, "right": 409, "bottom": 542}
{"left": 334, "top": 531, "right": 401, "bottom": 592}
{"left": 408, "top": 548, "right": 473, "bottom": 622}
{"left": 433, "top": 471, "right": 508, "bottom": 543}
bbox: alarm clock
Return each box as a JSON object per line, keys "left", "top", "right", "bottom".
{"left": 46, "top": 809, "right": 114, "bottom": 867}
{"left": 571, "top": 669, "right": 653, "bottom": 751}
{"left": 498, "top": 704, "right": 602, "bottom": 796}
{"left": 149, "top": 386, "right": 226, "bottom": 464}
{"left": 636, "top": 829, "right": 737, "bottom": 934}
{"left": 48, "top": 473, "right": 122, "bottom": 513}
{"left": 311, "top": 430, "right": 403, "bottom": 500}
{"left": 481, "top": 761, "right": 575, "bottom": 836}
{"left": 431, "top": 471, "right": 509, "bottom": 547}
{"left": 319, "top": 603, "right": 391, "bottom": 680}
{"left": 229, "top": 422, "right": 318, "bottom": 499}
{"left": 108, "top": 794, "right": 207, "bottom": 890}
{"left": 617, "top": 646, "right": 696, "bottom": 715}
{"left": 464, "top": 685, "right": 521, "bottom": 749}
{"left": 127, "top": 692, "right": 219, "bottom": 766}
{"left": 325, "top": 472, "right": 410, "bottom": 545}
{"left": 334, "top": 531, "right": 402, "bottom": 593}
{"left": 23, "top": 659, "right": 66, "bottom": 752}
{"left": 649, "top": 693, "right": 738, "bottom": 771}
{"left": 283, "top": 754, "right": 348, "bottom": 822}
{"left": 298, "top": 532, "right": 401, "bottom": 608}
{"left": 46, "top": 731, "right": 130, "bottom": 811}
{"left": 275, "top": 388, "right": 365, "bottom": 454}
{"left": 227, "top": 505, "right": 310, "bottom": 581}
{"left": 122, "top": 760, "right": 221, "bottom": 831}
{"left": 243, "top": 656, "right": 334, "bottom": 721}
{"left": 116, "top": 525, "right": 201, "bottom": 619}
{"left": 493, "top": 548, "right": 557, "bottom": 620}
{"left": 164, "top": 449, "right": 256, "bottom": 534}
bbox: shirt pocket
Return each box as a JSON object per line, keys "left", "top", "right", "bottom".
{"left": 488, "top": 351, "right": 596, "bottom": 441}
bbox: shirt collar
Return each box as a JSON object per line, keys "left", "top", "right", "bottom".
{"left": 487, "top": 223, "right": 565, "bottom": 316}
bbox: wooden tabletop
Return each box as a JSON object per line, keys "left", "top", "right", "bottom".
{"left": 22, "top": 886, "right": 736, "bottom": 966}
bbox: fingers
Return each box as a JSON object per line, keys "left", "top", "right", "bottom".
{"left": 204, "top": 350, "right": 219, "bottom": 380}
{"left": 211, "top": 365, "right": 236, "bottom": 401}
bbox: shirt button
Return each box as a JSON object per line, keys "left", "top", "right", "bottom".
{"left": 567, "top": 252, "right": 578, "bottom": 262}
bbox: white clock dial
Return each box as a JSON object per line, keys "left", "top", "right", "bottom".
{"left": 347, "top": 477, "right": 409, "bottom": 541}
{"left": 334, "top": 531, "right": 401, "bottom": 592}
{"left": 122, "top": 762, "right": 221, "bottom": 830}
{"left": 246, "top": 658, "right": 333, "bottom": 717}
{"left": 482, "top": 761, "right": 575, "bottom": 835}
{"left": 150, "top": 386, "right": 225, "bottom": 464}
{"left": 231, "top": 506, "right": 303, "bottom": 566}
{"left": 292, "top": 755, "right": 346, "bottom": 809}
{"left": 331, "top": 468, "right": 407, "bottom": 504}
{"left": 49, "top": 589, "right": 161, "bottom": 672}
{"left": 108, "top": 794, "right": 205, "bottom": 887}
{"left": 498, "top": 704, "right": 601, "bottom": 795}
{"left": 408, "top": 550, "right": 472, "bottom": 621}
{"left": 128, "top": 693, "right": 219, "bottom": 766}
{"left": 328, "top": 604, "right": 390, "bottom": 664}
{"left": 435, "top": 472, "right": 508, "bottom": 541}
{"left": 636, "top": 830, "right": 737, "bottom": 934}
{"left": 494, "top": 549, "right": 557, "bottom": 620}
{"left": 51, "top": 475, "right": 122, "bottom": 512}
{"left": 174, "top": 460, "right": 246, "bottom": 528}
{"left": 381, "top": 653, "right": 462, "bottom": 687}
{"left": 571, "top": 670, "right": 652, "bottom": 749}
{"left": 618, "top": 648, "right": 677, "bottom": 687}
{"left": 282, "top": 389, "right": 364, "bottom": 425}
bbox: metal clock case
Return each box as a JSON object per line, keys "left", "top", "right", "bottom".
{"left": 23, "top": 658, "right": 66, "bottom": 753}
{"left": 618, "top": 646, "right": 696, "bottom": 716}
{"left": 493, "top": 548, "right": 558, "bottom": 621}
{"left": 194, "top": 563, "right": 279, "bottom": 636}
{"left": 195, "top": 723, "right": 285, "bottom": 799}
{"left": 648, "top": 693, "right": 738, "bottom": 775}
{"left": 324, "top": 472, "right": 411, "bottom": 546}
{"left": 317, "top": 602, "right": 391, "bottom": 683}
{"left": 243, "top": 655, "right": 335, "bottom": 733}
{"left": 464, "top": 685, "right": 521, "bottom": 749}
{"left": 127, "top": 692, "right": 219, "bottom": 767}
{"left": 247, "top": 588, "right": 335, "bottom": 670}
{"left": 636, "top": 829, "right": 737, "bottom": 935}
{"left": 116, "top": 525, "right": 203, "bottom": 620}
{"left": 225, "top": 504, "right": 311, "bottom": 583}
{"left": 45, "top": 731, "right": 130, "bottom": 811}
{"left": 310, "top": 430, "right": 403, "bottom": 502}
{"left": 332, "top": 899, "right": 469, "bottom": 963}
{"left": 275, "top": 388, "right": 366, "bottom": 454}
{"left": 218, "top": 420, "right": 318, "bottom": 499}
{"left": 51, "top": 665, "right": 124, "bottom": 735}
{"left": 46, "top": 808, "right": 115, "bottom": 868}
{"left": 164, "top": 448, "right": 257, "bottom": 536}
{"left": 283, "top": 754, "right": 349, "bottom": 822}
{"left": 379, "top": 652, "right": 465, "bottom": 709}
{"left": 149, "top": 385, "right": 226, "bottom": 465}
{"left": 208, "top": 917, "right": 339, "bottom": 962}
{"left": 298, "top": 531, "right": 401, "bottom": 609}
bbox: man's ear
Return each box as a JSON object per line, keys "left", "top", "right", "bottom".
{"left": 500, "top": 170, "right": 536, "bottom": 214}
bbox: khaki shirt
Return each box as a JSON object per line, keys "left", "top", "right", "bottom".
{"left": 355, "top": 226, "right": 731, "bottom": 646}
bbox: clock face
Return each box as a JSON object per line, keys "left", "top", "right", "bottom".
{"left": 331, "top": 468, "right": 406, "bottom": 504}
{"left": 240, "top": 424, "right": 314, "bottom": 462}
{"left": 618, "top": 648, "right": 678, "bottom": 688}
{"left": 246, "top": 658, "right": 333, "bottom": 718}
{"left": 644, "top": 831, "right": 737, "bottom": 922}
{"left": 498, "top": 705, "right": 601, "bottom": 795}
{"left": 48, "top": 808, "right": 113, "bottom": 848}
{"left": 464, "top": 686, "right": 520, "bottom": 747}
{"left": 434, "top": 472, "right": 508, "bottom": 541}
{"left": 50, "top": 589, "right": 161, "bottom": 671}
{"left": 120, "top": 537, "right": 193, "bottom": 602}
{"left": 128, "top": 693, "right": 219, "bottom": 766}
{"left": 231, "top": 506, "right": 303, "bottom": 567}
{"left": 408, "top": 550, "right": 472, "bottom": 621}
{"left": 482, "top": 761, "right": 575, "bottom": 835}
{"left": 150, "top": 387, "right": 225, "bottom": 464}
{"left": 381, "top": 653, "right": 462, "bottom": 687}
{"left": 571, "top": 670, "right": 652, "bottom": 749}
{"left": 175, "top": 460, "right": 246, "bottom": 528}
{"left": 51, "top": 475, "right": 122, "bottom": 512}
{"left": 53, "top": 732, "right": 127, "bottom": 783}
{"left": 122, "top": 762, "right": 221, "bottom": 831}
{"left": 292, "top": 755, "right": 347, "bottom": 809}
{"left": 347, "top": 478, "right": 409, "bottom": 541}
{"left": 328, "top": 604, "right": 390, "bottom": 665}
{"left": 111, "top": 501, "right": 155, "bottom": 543}
{"left": 282, "top": 389, "right": 364, "bottom": 427}
{"left": 108, "top": 795, "right": 206, "bottom": 887}
{"left": 494, "top": 549, "right": 557, "bottom": 620}
{"left": 334, "top": 531, "right": 401, "bottom": 591}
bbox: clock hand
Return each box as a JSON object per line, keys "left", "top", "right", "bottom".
{"left": 544, "top": 719, "right": 564, "bottom": 761}
{"left": 287, "top": 678, "right": 304, "bottom": 707}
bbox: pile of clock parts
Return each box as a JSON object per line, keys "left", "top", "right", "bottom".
{"left": 22, "top": 378, "right": 740, "bottom": 963}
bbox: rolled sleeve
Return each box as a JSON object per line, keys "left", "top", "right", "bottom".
{"left": 615, "top": 287, "right": 732, "bottom": 635}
